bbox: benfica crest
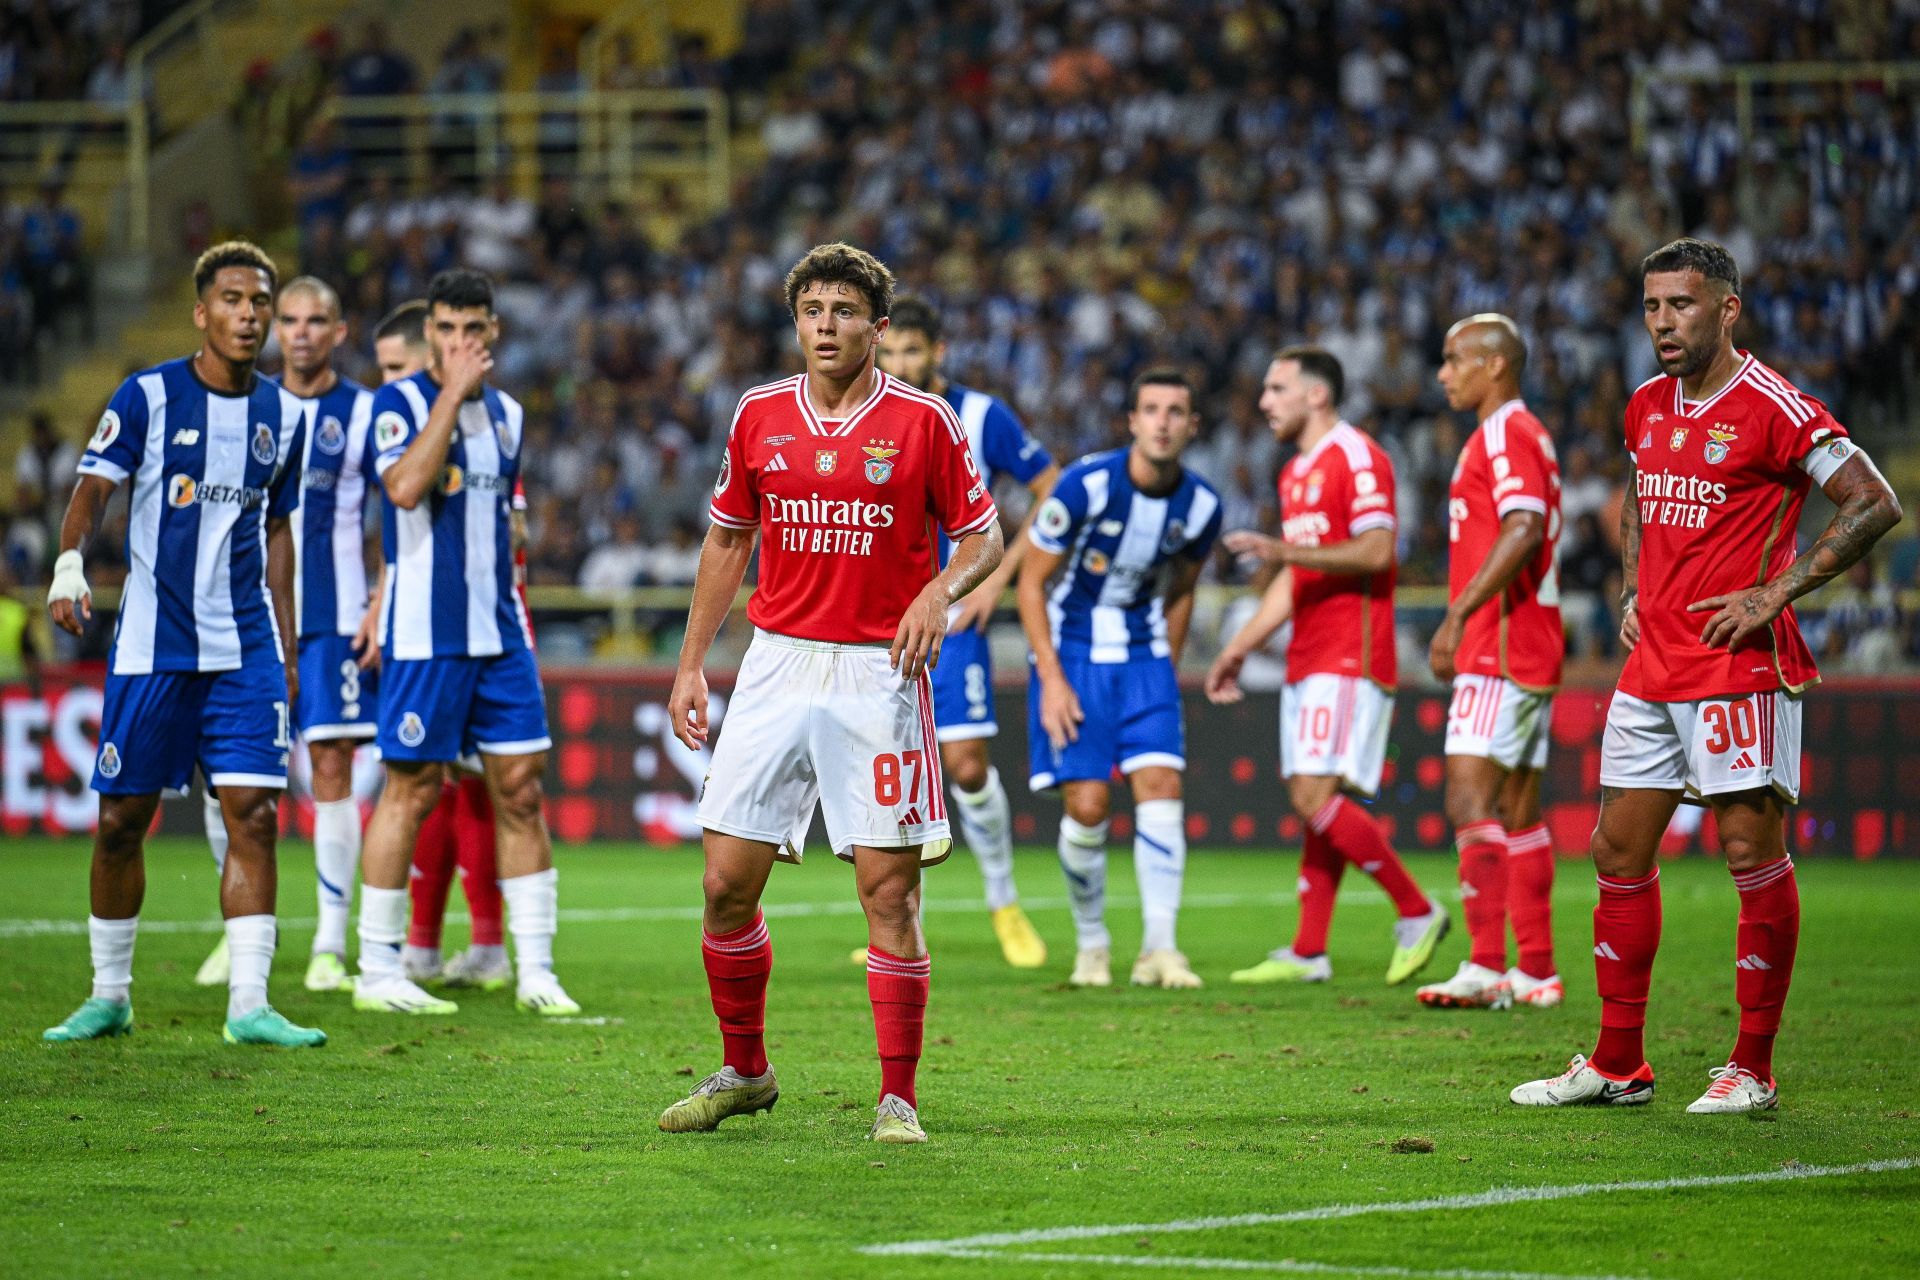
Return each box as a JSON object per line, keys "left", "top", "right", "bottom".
{"left": 1704, "top": 423, "right": 1738, "bottom": 465}
{"left": 814, "top": 450, "right": 838, "bottom": 477}
{"left": 863, "top": 444, "right": 899, "bottom": 484}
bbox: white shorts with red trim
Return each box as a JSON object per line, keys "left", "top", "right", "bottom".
{"left": 697, "top": 629, "right": 952, "bottom": 864}
{"left": 1599, "top": 689, "right": 1802, "bottom": 803}
{"left": 1280, "top": 673, "right": 1394, "bottom": 798}
{"left": 1444, "top": 674, "right": 1551, "bottom": 771}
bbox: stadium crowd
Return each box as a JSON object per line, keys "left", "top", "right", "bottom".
{"left": 8, "top": 0, "right": 1920, "bottom": 668}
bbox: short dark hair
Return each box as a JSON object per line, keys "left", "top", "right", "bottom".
{"left": 1641, "top": 237, "right": 1740, "bottom": 297}
{"left": 193, "top": 240, "right": 277, "bottom": 297}
{"left": 374, "top": 299, "right": 429, "bottom": 346}
{"left": 784, "top": 242, "right": 895, "bottom": 320}
{"left": 1128, "top": 366, "right": 1193, "bottom": 412}
{"left": 888, "top": 295, "right": 941, "bottom": 343}
{"left": 1274, "top": 345, "right": 1345, "bottom": 407}
{"left": 427, "top": 268, "right": 495, "bottom": 314}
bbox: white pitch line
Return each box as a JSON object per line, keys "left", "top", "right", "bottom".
{"left": 923, "top": 1249, "right": 1642, "bottom": 1280}
{"left": 860, "top": 1158, "right": 1920, "bottom": 1257}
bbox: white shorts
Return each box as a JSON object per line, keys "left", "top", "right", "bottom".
{"left": 697, "top": 629, "right": 952, "bottom": 864}
{"left": 1445, "top": 674, "right": 1551, "bottom": 771}
{"left": 1280, "top": 674, "right": 1394, "bottom": 798}
{"left": 1599, "top": 689, "right": 1802, "bottom": 803}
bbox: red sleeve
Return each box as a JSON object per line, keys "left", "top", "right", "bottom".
{"left": 1347, "top": 447, "right": 1395, "bottom": 536}
{"left": 1754, "top": 380, "right": 1848, "bottom": 472}
{"left": 512, "top": 478, "right": 528, "bottom": 512}
{"left": 926, "top": 400, "right": 999, "bottom": 538}
{"left": 1492, "top": 425, "right": 1551, "bottom": 520}
{"left": 708, "top": 397, "right": 759, "bottom": 530}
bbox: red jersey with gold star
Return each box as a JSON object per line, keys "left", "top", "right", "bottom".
{"left": 1620, "top": 352, "right": 1854, "bottom": 701}
{"left": 708, "top": 371, "right": 999, "bottom": 644}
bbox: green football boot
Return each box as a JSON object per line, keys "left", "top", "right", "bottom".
{"left": 1386, "top": 901, "right": 1450, "bottom": 985}
{"left": 43, "top": 997, "right": 133, "bottom": 1042}
{"left": 224, "top": 1006, "right": 327, "bottom": 1047}
{"left": 304, "top": 952, "right": 353, "bottom": 993}
{"left": 1230, "top": 948, "right": 1332, "bottom": 984}
{"left": 869, "top": 1094, "right": 928, "bottom": 1144}
{"left": 658, "top": 1067, "right": 780, "bottom": 1133}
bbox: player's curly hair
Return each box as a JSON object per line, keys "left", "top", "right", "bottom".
{"left": 1642, "top": 237, "right": 1741, "bottom": 297}
{"left": 784, "top": 242, "right": 894, "bottom": 320}
{"left": 192, "top": 240, "right": 278, "bottom": 297}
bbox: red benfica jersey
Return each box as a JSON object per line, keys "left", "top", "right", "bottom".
{"left": 1448, "top": 399, "right": 1563, "bottom": 690}
{"left": 1621, "top": 353, "right": 1847, "bottom": 701}
{"left": 1280, "top": 421, "right": 1398, "bottom": 688}
{"left": 708, "top": 372, "right": 999, "bottom": 644}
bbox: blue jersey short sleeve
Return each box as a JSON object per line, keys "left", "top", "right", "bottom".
{"left": 1028, "top": 462, "right": 1090, "bottom": 556}
{"left": 370, "top": 381, "right": 422, "bottom": 476}
{"left": 266, "top": 395, "right": 308, "bottom": 520}
{"left": 1185, "top": 487, "right": 1225, "bottom": 561}
{"left": 982, "top": 398, "right": 1051, "bottom": 486}
{"left": 76, "top": 377, "right": 151, "bottom": 486}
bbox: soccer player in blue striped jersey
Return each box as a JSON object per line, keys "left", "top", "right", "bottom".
{"left": 354, "top": 269, "right": 576, "bottom": 1016}
{"left": 871, "top": 297, "right": 1058, "bottom": 969}
{"left": 1016, "top": 368, "right": 1224, "bottom": 990}
{"left": 42, "top": 240, "right": 326, "bottom": 1048}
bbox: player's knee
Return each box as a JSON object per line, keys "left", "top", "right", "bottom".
{"left": 701, "top": 866, "right": 759, "bottom": 923}
{"left": 492, "top": 767, "right": 544, "bottom": 827}
{"left": 225, "top": 791, "right": 279, "bottom": 848}
{"left": 1444, "top": 786, "right": 1497, "bottom": 832}
{"left": 1588, "top": 823, "right": 1643, "bottom": 878}
{"left": 1285, "top": 777, "right": 1332, "bottom": 822}
{"left": 858, "top": 871, "right": 919, "bottom": 927}
{"left": 945, "top": 751, "right": 988, "bottom": 793}
{"left": 95, "top": 800, "right": 149, "bottom": 859}
{"left": 1063, "top": 791, "right": 1110, "bottom": 828}
{"left": 1718, "top": 828, "right": 1781, "bottom": 873}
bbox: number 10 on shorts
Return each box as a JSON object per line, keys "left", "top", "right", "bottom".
{"left": 873, "top": 750, "right": 925, "bottom": 806}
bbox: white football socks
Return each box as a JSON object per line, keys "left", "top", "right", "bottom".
{"left": 88, "top": 915, "right": 137, "bottom": 1003}
{"left": 310, "top": 798, "right": 359, "bottom": 957}
{"left": 225, "top": 914, "right": 275, "bottom": 1019}
{"left": 203, "top": 791, "right": 228, "bottom": 875}
{"left": 1134, "top": 798, "right": 1187, "bottom": 954}
{"left": 1057, "top": 816, "right": 1111, "bottom": 950}
{"left": 954, "top": 767, "right": 1018, "bottom": 911}
{"left": 501, "top": 867, "right": 558, "bottom": 986}
{"left": 358, "top": 885, "right": 409, "bottom": 983}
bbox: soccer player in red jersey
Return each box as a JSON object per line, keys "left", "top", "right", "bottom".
{"left": 1206, "top": 348, "right": 1447, "bottom": 987}
{"left": 1513, "top": 239, "right": 1901, "bottom": 1113}
{"left": 659, "top": 244, "right": 1003, "bottom": 1144}
{"left": 1420, "top": 315, "right": 1565, "bottom": 1012}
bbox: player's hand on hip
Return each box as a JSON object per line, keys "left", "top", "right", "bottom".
{"left": 1222, "top": 530, "right": 1285, "bottom": 564}
{"left": 46, "top": 549, "right": 91, "bottom": 637}
{"left": 1428, "top": 614, "right": 1462, "bottom": 682}
{"left": 1040, "top": 675, "right": 1084, "bottom": 749}
{"left": 891, "top": 582, "right": 950, "bottom": 681}
{"left": 1203, "top": 649, "right": 1246, "bottom": 705}
{"left": 1687, "top": 586, "right": 1785, "bottom": 650}
{"left": 1619, "top": 599, "right": 1640, "bottom": 652}
{"left": 668, "top": 666, "right": 710, "bottom": 750}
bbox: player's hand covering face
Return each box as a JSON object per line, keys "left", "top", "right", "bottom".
{"left": 794, "top": 282, "right": 887, "bottom": 380}
{"left": 429, "top": 303, "right": 499, "bottom": 396}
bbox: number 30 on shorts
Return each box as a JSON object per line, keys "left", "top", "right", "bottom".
{"left": 1702, "top": 698, "right": 1759, "bottom": 755}
{"left": 873, "top": 750, "right": 926, "bottom": 806}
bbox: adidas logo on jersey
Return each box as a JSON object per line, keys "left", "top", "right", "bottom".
{"left": 765, "top": 453, "right": 789, "bottom": 472}
{"left": 171, "top": 428, "right": 200, "bottom": 446}
{"left": 1594, "top": 941, "right": 1621, "bottom": 961}
{"left": 1735, "top": 953, "right": 1772, "bottom": 971}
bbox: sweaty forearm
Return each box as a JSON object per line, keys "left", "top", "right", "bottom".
{"left": 938, "top": 525, "right": 1004, "bottom": 604}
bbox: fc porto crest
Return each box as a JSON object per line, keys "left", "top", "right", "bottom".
{"left": 316, "top": 415, "right": 346, "bottom": 455}
{"left": 398, "top": 712, "right": 426, "bottom": 748}
{"left": 96, "top": 742, "right": 122, "bottom": 779}
{"left": 862, "top": 443, "right": 899, "bottom": 484}
{"left": 252, "top": 423, "right": 277, "bottom": 465}
{"left": 1668, "top": 426, "right": 1690, "bottom": 452}
{"left": 1704, "top": 423, "right": 1738, "bottom": 466}
{"left": 814, "top": 449, "right": 838, "bottom": 478}
{"left": 1160, "top": 519, "right": 1188, "bottom": 555}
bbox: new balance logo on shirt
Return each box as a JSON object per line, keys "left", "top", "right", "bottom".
{"left": 1594, "top": 941, "right": 1622, "bottom": 961}
{"left": 1735, "top": 953, "right": 1772, "bottom": 971}
{"left": 171, "top": 428, "right": 200, "bottom": 446}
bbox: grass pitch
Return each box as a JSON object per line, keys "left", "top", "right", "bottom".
{"left": 3, "top": 838, "right": 1917, "bottom": 1278}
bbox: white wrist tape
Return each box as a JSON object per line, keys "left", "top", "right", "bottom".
{"left": 48, "top": 549, "right": 89, "bottom": 607}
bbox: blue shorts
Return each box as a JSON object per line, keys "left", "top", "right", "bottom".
{"left": 93, "top": 665, "right": 291, "bottom": 795}
{"left": 298, "top": 633, "right": 379, "bottom": 742}
{"left": 930, "top": 626, "right": 996, "bottom": 742}
{"left": 1027, "top": 654, "right": 1185, "bottom": 791}
{"left": 378, "top": 647, "right": 551, "bottom": 763}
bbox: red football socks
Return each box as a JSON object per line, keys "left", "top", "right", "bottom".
{"left": 1729, "top": 857, "right": 1799, "bottom": 1082}
{"left": 1310, "top": 795, "right": 1429, "bottom": 917}
{"left": 1456, "top": 820, "right": 1510, "bottom": 971}
{"left": 1506, "top": 823, "right": 1556, "bottom": 979}
{"left": 454, "top": 776, "right": 503, "bottom": 947}
{"left": 1591, "top": 868, "right": 1662, "bottom": 1076}
{"left": 703, "top": 913, "right": 772, "bottom": 1078}
{"left": 406, "top": 781, "right": 460, "bottom": 948}
{"left": 867, "top": 946, "right": 930, "bottom": 1106}
{"left": 1291, "top": 829, "right": 1345, "bottom": 957}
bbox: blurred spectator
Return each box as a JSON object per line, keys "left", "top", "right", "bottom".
{"left": 577, "top": 512, "right": 651, "bottom": 591}
{"left": 339, "top": 22, "right": 416, "bottom": 98}
{"left": 14, "top": 412, "right": 78, "bottom": 525}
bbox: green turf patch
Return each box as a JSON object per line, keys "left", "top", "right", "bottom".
{"left": 2, "top": 840, "right": 1916, "bottom": 1278}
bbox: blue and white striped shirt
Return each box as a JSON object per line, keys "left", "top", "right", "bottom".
{"left": 76, "top": 357, "right": 307, "bottom": 675}
{"left": 293, "top": 375, "right": 375, "bottom": 638}
{"left": 1028, "top": 448, "right": 1223, "bottom": 664}
{"left": 371, "top": 370, "right": 529, "bottom": 661}
{"left": 937, "top": 381, "right": 1051, "bottom": 567}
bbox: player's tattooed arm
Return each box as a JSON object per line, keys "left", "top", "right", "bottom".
{"left": 47, "top": 473, "right": 117, "bottom": 635}
{"left": 1689, "top": 451, "right": 1903, "bottom": 650}
{"left": 668, "top": 523, "right": 758, "bottom": 749}
{"left": 894, "top": 523, "right": 1004, "bottom": 681}
{"left": 1619, "top": 461, "right": 1641, "bottom": 651}
{"left": 1430, "top": 509, "right": 1545, "bottom": 681}
{"left": 267, "top": 514, "right": 300, "bottom": 708}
